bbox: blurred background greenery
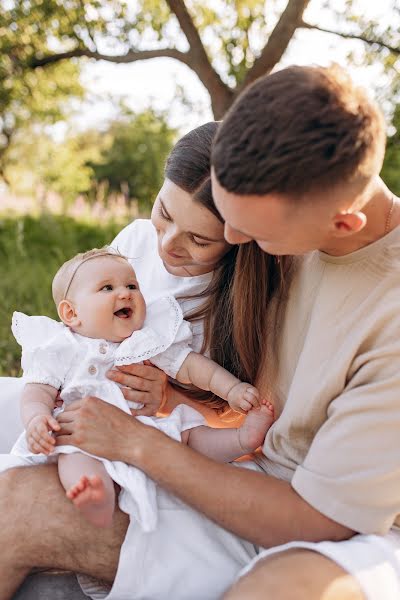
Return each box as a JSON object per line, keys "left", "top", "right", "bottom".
{"left": 1, "top": 0, "right": 399, "bottom": 375}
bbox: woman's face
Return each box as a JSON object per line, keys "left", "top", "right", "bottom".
{"left": 151, "top": 179, "right": 232, "bottom": 276}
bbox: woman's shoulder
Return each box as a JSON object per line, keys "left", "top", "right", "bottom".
{"left": 111, "top": 219, "right": 157, "bottom": 258}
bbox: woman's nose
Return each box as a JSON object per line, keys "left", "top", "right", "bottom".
{"left": 161, "top": 227, "right": 181, "bottom": 251}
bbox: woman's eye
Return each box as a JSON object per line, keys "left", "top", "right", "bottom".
{"left": 191, "top": 236, "right": 210, "bottom": 248}
{"left": 101, "top": 285, "right": 113, "bottom": 291}
{"left": 158, "top": 204, "right": 172, "bottom": 222}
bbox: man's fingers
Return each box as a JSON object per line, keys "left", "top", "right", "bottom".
{"left": 56, "top": 422, "right": 74, "bottom": 436}
{"left": 130, "top": 405, "right": 157, "bottom": 417}
{"left": 55, "top": 435, "right": 74, "bottom": 446}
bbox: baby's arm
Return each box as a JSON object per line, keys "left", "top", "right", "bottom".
{"left": 183, "top": 400, "right": 274, "bottom": 462}
{"left": 176, "top": 352, "right": 259, "bottom": 412}
{"left": 21, "top": 383, "right": 60, "bottom": 454}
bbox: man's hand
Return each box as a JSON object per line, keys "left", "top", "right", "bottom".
{"left": 107, "top": 361, "right": 168, "bottom": 417}
{"left": 55, "top": 396, "right": 157, "bottom": 463}
{"left": 26, "top": 414, "right": 60, "bottom": 455}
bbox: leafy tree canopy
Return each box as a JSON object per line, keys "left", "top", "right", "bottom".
{"left": 2, "top": 0, "right": 399, "bottom": 118}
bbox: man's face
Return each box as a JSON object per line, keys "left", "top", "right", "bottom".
{"left": 211, "top": 171, "right": 339, "bottom": 256}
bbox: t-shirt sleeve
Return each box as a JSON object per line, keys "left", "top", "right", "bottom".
{"left": 292, "top": 322, "right": 400, "bottom": 535}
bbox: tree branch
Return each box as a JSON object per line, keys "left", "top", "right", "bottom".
{"left": 165, "top": 0, "right": 233, "bottom": 115}
{"left": 241, "top": 0, "right": 311, "bottom": 89}
{"left": 29, "top": 47, "right": 192, "bottom": 68}
{"left": 300, "top": 21, "right": 400, "bottom": 55}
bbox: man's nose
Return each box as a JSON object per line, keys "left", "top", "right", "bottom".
{"left": 224, "top": 223, "right": 252, "bottom": 245}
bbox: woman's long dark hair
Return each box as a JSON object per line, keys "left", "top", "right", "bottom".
{"left": 165, "top": 122, "right": 292, "bottom": 412}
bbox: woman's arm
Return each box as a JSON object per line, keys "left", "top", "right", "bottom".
{"left": 56, "top": 396, "right": 354, "bottom": 548}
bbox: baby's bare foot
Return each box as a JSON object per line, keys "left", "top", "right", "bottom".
{"left": 66, "top": 475, "right": 115, "bottom": 528}
{"left": 238, "top": 400, "right": 274, "bottom": 453}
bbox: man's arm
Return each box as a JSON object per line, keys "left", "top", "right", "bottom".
{"left": 56, "top": 396, "right": 354, "bottom": 548}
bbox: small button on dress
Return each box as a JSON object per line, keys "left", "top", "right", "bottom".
{"left": 99, "top": 343, "right": 107, "bottom": 354}
{"left": 88, "top": 365, "right": 97, "bottom": 375}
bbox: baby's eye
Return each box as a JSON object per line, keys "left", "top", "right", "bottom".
{"left": 101, "top": 284, "right": 113, "bottom": 291}
{"left": 127, "top": 284, "right": 137, "bottom": 290}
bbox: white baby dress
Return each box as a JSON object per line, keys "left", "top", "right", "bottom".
{"left": 0, "top": 296, "right": 205, "bottom": 532}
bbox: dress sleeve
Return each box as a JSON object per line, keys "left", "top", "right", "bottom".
{"left": 12, "top": 312, "right": 75, "bottom": 390}
{"left": 150, "top": 317, "right": 193, "bottom": 379}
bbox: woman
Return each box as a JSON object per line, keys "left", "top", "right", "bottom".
{"left": 0, "top": 123, "right": 287, "bottom": 599}
{"left": 0, "top": 122, "right": 282, "bottom": 446}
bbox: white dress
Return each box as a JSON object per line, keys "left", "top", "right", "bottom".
{"left": 0, "top": 296, "right": 205, "bottom": 533}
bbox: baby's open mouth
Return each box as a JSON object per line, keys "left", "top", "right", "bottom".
{"left": 114, "top": 307, "right": 133, "bottom": 319}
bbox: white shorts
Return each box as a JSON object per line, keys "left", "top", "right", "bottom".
{"left": 238, "top": 528, "right": 400, "bottom": 600}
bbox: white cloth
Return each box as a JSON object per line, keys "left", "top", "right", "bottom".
{"left": 112, "top": 219, "right": 213, "bottom": 354}
{"left": 79, "top": 461, "right": 400, "bottom": 600}
{"left": 0, "top": 296, "right": 206, "bottom": 532}
{"left": 238, "top": 528, "right": 400, "bottom": 600}
{"left": 0, "top": 377, "right": 25, "bottom": 452}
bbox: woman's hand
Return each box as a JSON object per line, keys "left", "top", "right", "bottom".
{"left": 106, "top": 360, "right": 168, "bottom": 417}
{"left": 55, "top": 396, "right": 156, "bottom": 464}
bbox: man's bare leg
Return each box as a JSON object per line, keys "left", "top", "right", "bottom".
{"left": 0, "top": 465, "right": 128, "bottom": 600}
{"left": 223, "top": 548, "right": 365, "bottom": 600}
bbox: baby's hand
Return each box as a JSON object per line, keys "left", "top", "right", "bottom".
{"left": 227, "top": 382, "right": 260, "bottom": 413}
{"left": 26, "top": 414, "right": 60, "bottom": 455}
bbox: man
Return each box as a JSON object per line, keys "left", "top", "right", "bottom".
{"left": 2, "top": 64, "right": 399, "bottom": 600}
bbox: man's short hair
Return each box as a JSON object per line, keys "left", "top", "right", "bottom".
{"left": 212, "top": 64, "right": 386, "bottom": 197}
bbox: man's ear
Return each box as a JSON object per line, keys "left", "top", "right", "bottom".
{"left": 58, "top": 300, "right": 80, "bottom": 327}
{"left": 330, "top": 211, "right": 367, "bottom": 237}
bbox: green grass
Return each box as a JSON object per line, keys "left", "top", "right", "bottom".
{"left": 0, "top": 214, "right": 129, "bottom": 376}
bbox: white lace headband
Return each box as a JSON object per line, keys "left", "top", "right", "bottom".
{"left": 63, "top": 251, "right": 126, "bottom": 300}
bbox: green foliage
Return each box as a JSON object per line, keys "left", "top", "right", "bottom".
{"left": 0, "top": 214, "right": 128, "bottom": 376}
{"left": 6, "top": 130, "right": 97, "bottom": 203}
{"left": 89, "top": 109, "right": 177, "bottom": 210}
{"left": 381, "top": 105, "right": 400, "bottom": 196}
{"left": 4, "top": 108, "right": 176, "bottom": 209}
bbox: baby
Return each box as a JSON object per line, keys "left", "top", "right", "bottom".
{"left": 9, "top": 248, "right": 274, "bottom": 529}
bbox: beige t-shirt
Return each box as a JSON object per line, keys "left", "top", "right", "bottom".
{"left": 256, "top": 225, "right": 400, "bottom": 536}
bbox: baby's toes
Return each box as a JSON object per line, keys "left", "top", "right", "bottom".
{"left": 261, "top": 400, "right": 274, "bottom": 417}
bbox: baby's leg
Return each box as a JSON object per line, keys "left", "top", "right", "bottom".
{"left": 58, "top": 453, "right": 115, "bottom": 528}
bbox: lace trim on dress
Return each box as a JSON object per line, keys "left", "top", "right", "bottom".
{"left": 115, "top": 296, "right": 183, "bottom": 365}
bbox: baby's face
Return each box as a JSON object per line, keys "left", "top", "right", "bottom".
{"left": 68, "top": 256, "right": 146, "bottom": 342}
